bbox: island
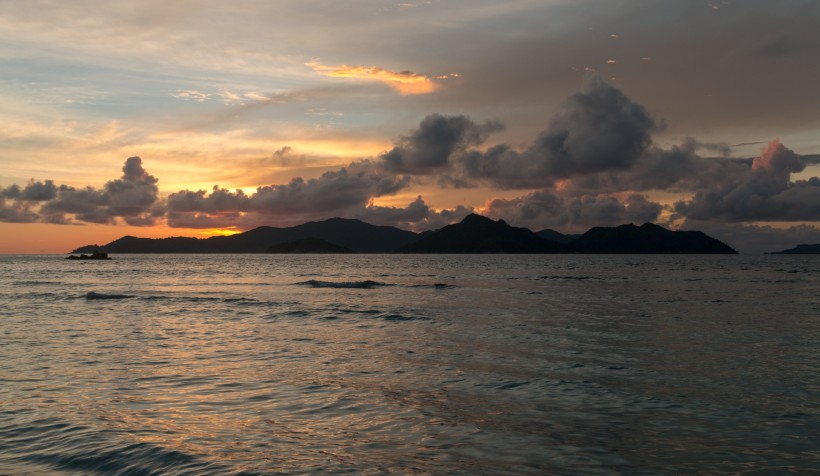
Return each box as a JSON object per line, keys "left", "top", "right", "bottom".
{"left": 72, "top": 214, "right": 739, "bottom": 254}
{"left": 768, "top": 244, "right": 820, "bottom": 254}
{"left": 66, "top": 250, "right": 112, "bottom": 260}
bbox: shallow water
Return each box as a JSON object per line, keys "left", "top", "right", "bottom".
{"left": 1, "top": 254, "right": 818, "bottom": 474}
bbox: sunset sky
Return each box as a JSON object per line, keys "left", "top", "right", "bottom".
{"left": 2, "top": 0, "right": 820, "bottom": 253}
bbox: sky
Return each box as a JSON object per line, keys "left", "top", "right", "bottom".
{"left": 1, "top": 0, "right": 820, "bottom": 254}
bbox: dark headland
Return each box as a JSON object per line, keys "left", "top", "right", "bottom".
{"left": 769, "top": 243, "right": 820, "bottom": 254}
{"left": 73, "top": 214, "right": 738, "bottom": 254}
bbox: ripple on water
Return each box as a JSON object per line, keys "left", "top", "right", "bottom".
{"left": 0, "top": 417, "right": 222, "bottom": 475}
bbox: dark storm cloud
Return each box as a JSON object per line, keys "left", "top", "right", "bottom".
{"left": 371, "top": 75, "right": 660, "bottom": 190}
{"left": 529, "top": 75, "right": 657, "bottom": 176}
{"left": 457, "top": 76, "right": 658, "bottom": 188}
{"left": 380, "top": 114, "right": 502, "bottom": 174}
{"left": 0, "top": 157, "right": 160, "bottom": 225}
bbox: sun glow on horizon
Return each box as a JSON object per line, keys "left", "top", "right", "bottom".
{"left": 198, "top": 228, "right": 243, "bottom": 237}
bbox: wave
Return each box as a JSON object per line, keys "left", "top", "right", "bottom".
{"left": 82, "top": 293, "right": 280, "bottom": 309}
{"left": 0, "top": 417, "right": 221, "bottom": 475}
{"left": 12, "top": 280, "right": 62, "bottom": 286}
{"left": 269, "top": 305, "right": 431, "bottom": 322}
{"left": 296, "top": 279, "right": 389, "bottom": 289}
{"left": 408, "top": 283, "right": 457, "bottom": 289}
{"left": 381, "top": 313, "right": 430, "bottom": 321}
{"left": 85, "top": 291, "right": 134, "bottom": 300}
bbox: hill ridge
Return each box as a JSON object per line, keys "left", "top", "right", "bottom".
{"left": 72, "top": 214, "right": 738, "bottom": 254}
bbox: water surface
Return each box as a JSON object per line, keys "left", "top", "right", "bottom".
{"left": 1, "top": 254, "right": 818, "bottom": 474}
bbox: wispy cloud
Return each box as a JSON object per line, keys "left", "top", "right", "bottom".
{"left": 171, "top": 90, "right": 212, "bottom": 102}
{"left": 305, "top": 61, "right": 441, "bottom": 95}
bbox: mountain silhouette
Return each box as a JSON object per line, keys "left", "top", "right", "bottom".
{"left": 535, "top": 228, "right": 580, "bottom": 244}
{"left": 266, "top": 238, "right": 354, "bottom": 253}
{"left": 397, "top": 214, "right": 568, "bottom": 253}
{"left": 73, "top": 217, "right": 419, "bottom": 253}
{"left": 569, "top": 222, "right": 737, "bottom": 254}
{"left": 72, "top": 215, "right": 738, "bottom": 254}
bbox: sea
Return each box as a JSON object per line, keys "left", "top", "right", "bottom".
{"left": 0, "top": 254, "right": 818, "bottom": 475}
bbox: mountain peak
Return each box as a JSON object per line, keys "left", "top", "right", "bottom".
{"left": 398, "top": 213, "right": 566, "bottom": 253}
{"left": 460, "top": 213, "right": 495, "bottom": 224}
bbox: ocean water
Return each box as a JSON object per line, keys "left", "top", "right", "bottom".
{"left": 1, "top": 254, "right": 818, "bottom": 475}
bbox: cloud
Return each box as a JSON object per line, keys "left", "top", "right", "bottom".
{"left": 2, "top": 76, "right": 818, "bottom": 253}
{"left": 352, "top": 196, "right": 473, "bottom": 231}
{"left": 167, "top": 186, "right": 251, "bottom": 214}
{"left": 342, "top": 75, "right": 661, "bottom": 190}
{"left": 559, "top": 139, "right": 743, "bottom": 194}
{"left": 457, "top": 75, "right": 658, "bottom": 188}
{"left": 1, "top": 179, "right": 58, "bottom": 201}
{"left": 484, "top": 190, "right": 663, "bottom": 232}
{"left": 673, "top": 140, "right": 820, "bottom": 221}
{"left": 751, "top": 139, "right": 805, "bottom": 176}
{"left": 1, "top": 157, "right": 160, "bottom": 226}
{"left": 248, "top": 163, "right": 407, "bottom": 214}
{"left": 380, "top": 114, "right": 503, "bottom": 174}
{"left": 0, "top": 197, "right": 40, "bottom": 223}
{"left": 306, "top": 61, "right": 440, "bottom": 95}
{"left": 166, "top": 160, "right": 412, "bottom": 228}
{"left": 171, "top": 90, "right": 212, "bottom": 102}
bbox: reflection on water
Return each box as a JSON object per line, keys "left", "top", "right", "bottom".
{"left": 1, "top": 254, "right": 818, "bottom": 474}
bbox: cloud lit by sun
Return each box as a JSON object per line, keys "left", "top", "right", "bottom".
{"left": 305, "top": 61, "right": 441, "bottom": 95}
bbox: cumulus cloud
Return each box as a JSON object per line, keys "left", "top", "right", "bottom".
{"left": 352, "top": 196, "right": 473, "bottom": 231}
{"left": 249, "top": 163, "right": 407, "bottom": 214}
{"left": 0, "top": 197, "right": 40, "bottom": 223}
{"left": 0, "top": 156, "right": 160, "bottom": 226}
{"left": 674, "top": 140, "right": 820, "bottom": 221}
{"left": 4, "top": 180, "right": 59, "bottom": 201}
{"left": 559, "top": 139, "right": 746, "bottom": 195}
{"left": 166, "top": 160, "right": 412, "bottom": 228}
{"left": 380, "top": 114, "right": 503, "bottom": 174}
{"left": 484, "top": 190, "right": 663, "bottom": 232}
{"left": 306, "top": 61, "right": 441, "bottom": 95}
{"left": 3, "top": 77, "right": 818, "bottom": 251}
{"left": 458, "top": 75, "right": 658, "bottom": 188}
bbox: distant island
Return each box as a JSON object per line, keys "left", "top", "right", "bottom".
{"left": 769, "top": 244, "right": 820, "bottom": 254}
{"left": 66, "top": 250, "right": 112, "bottom": 260}
{"left": 72, "top": 214, "right": 738, "bottom": 254}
